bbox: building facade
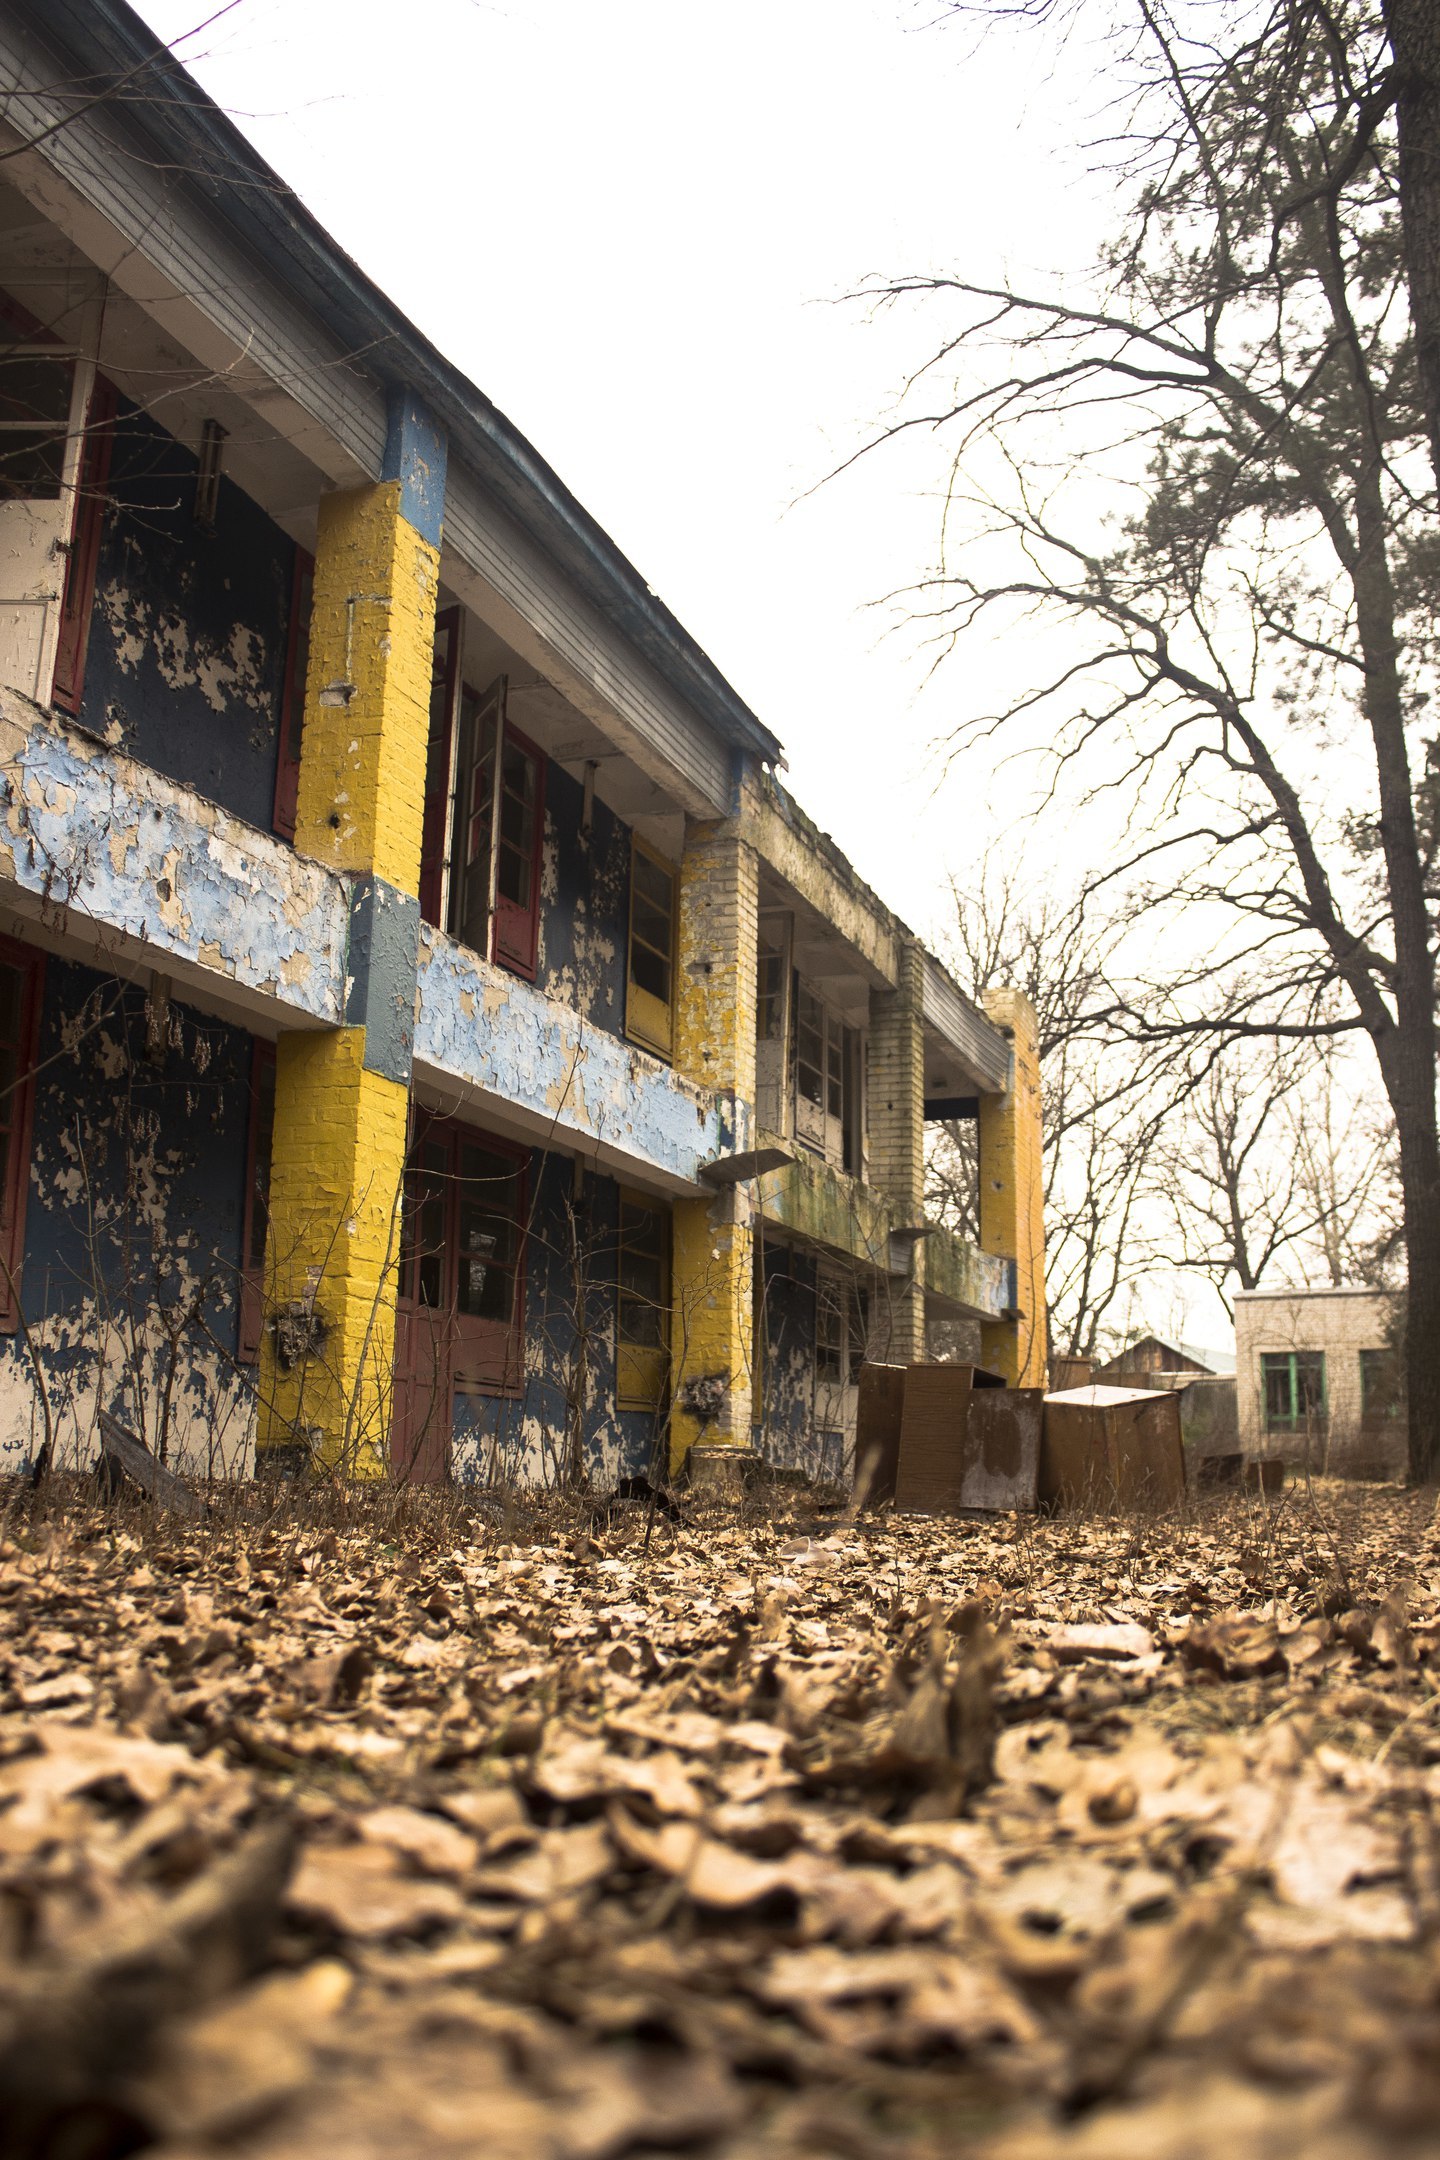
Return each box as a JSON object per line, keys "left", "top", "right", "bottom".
{"left": 1234, "top": 1287, "right": 1404, "bottom": 1478}
{"left": 0, "top": 0, "right": 1045, "bottom": 1488}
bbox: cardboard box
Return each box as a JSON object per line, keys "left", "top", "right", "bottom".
{"left": 1040, "top": 1384, "right": 1186, "bottom": 1510}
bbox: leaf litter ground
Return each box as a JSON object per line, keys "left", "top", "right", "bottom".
{"left": 4, "top": 1476, "right": 1440, "bottom": 2159}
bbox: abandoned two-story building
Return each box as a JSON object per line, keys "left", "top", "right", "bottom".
{"left": 0, "top": 0, "right": 1045, "bottom": 1486}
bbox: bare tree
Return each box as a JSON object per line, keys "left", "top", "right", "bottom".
{"left": 862, "top": 0, "right": 1440, "bottom": 1474}
{"left": 928, "top": 872, "right": 1183, "bottom": 1360}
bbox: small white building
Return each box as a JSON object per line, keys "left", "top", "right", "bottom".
{"left": 1234, "top": 1287, "right": 1404, "bottom": 1477}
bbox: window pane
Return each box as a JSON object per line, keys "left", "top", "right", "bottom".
{"left": 0, "top": 428, "right": 65, "bottom": 500}
{"left": 816, "top": 1278, "right": 844, "bottom": 1382}
{"left": 1360, "top": 1348, "right": 1402, "bottom": 1420}
{"left": 1296, "top": 1352, "right": 1325, "bottom": 1415}
{"left": 0, "top": 965, "right": 22, "bottom": 1045}
{"left": 633, "top": 896, "right": 672, "bottom": 954}
{"left": 1262, "top": 1353, "right": 1293, "bottom": 1425}
{"left": 0, "top": 355, "right": 74, "bottom": 426}
{"left": 455, "top": 1144, "right": 520, "bottom": 1321}
{"left": 497, "top": 841, "right": 531, "bottom": 908}
{"left": 249, "top": 1053, "right": 276, "bottom": 1267}
{"left": 402, "top": 1140, "right": 449, "bottom": 1309}
{"left": 630, "top": 943, "right": 667, "bottom": 1001}
{"left": 634, "top": 854, "right": 673, "bottom": 914}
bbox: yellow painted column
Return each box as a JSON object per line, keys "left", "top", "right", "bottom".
{"left": 978, "top": 987, "right": 1047, "bottom": 1387}
{"left": 867, "top": 938, "right": 927, "bottom": 1363}
{"left": 670, "top": 815, "right": 759, "bottom": 1472}
{"left": 258, "top": 391, "right": 445, "bottom": 1475}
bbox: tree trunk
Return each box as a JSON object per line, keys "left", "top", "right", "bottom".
{"left": 1381, "top": 1022, "right": 1440, "bottom": 1480}
{"left": 1384, "top": 0, "right": 1440, "bottom": 494}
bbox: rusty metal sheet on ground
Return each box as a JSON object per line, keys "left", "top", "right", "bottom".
{"left": 960, "top": 1388, "right": 1043, "bottom": 1511}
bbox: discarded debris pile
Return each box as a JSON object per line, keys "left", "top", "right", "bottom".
{"left": 857, "top": 1364, "right": 1189, "bottom": 1517}
{"left": 2, "top": 1481, "right": 1439, "bottom": 2159}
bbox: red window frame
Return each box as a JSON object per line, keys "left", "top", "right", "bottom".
{"left": 52, "top": 374, "right": 116, "bottom": 717}
{"left": 0, "top": 937, "right": 43, "bottom": 1333}
{"left": 444, "top": 678, "right": 545, "bottom": 982}
{"left": 399, "top": 1115, "right": 528, "bottom": 1395}
{"left": 271, "top": 549, "right": 313, "bottom": 840}
{"left": 418, "top": 604, "right": 462, "bottom": 924}
{"left": 238, "top": 1039, "right": 277, "bottom": 1363}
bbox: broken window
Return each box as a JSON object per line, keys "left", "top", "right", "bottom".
{"left": 816, "top": 1271, "right": 846, "bottom": 1384}
{"left": 626, "top": 842, "right": 676, "bottom": 1059}
{"left": 616, "top": 1193, "right": 670, "bottom": 1411}
{"left": 793, "top": 979, "right": 858, "bottom": 1170}
{"left": 1262, "top": 1350, "right": 1326, "bottom": 1431}
{"left": 0, "top": 941, "right": 42, "bottom": 1333}
{"left": 1360, "top": 1346, "right": 1402, "bottom": 1425}
{"left": 755, "top": 911, "right": 792, "bottom": 1134}
{"left": 446, "top": 678, "right": 545, "bottom": 980}
{"left": 0, "top": 349, "right": 73, "bottom": 501}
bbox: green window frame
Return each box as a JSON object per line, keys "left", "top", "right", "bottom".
{"left": 1261, "top": 1349, "right": 1327, "bottom": 1431}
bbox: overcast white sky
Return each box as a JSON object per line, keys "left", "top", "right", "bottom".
{"left": 134, "top": 0, "right": 1110, "bottom": 936}
{"left": 128, "top": 0, "right": 1257, "bottom": 1353}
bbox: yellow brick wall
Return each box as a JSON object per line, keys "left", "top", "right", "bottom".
{"left": 867, "top": 939, "right": 926, "bottom": 1362}
{"left": 258, "top": 1029, "right": 410, "bottom": 1476}
{"left": 978, "top": 987, "right": 1047, "bottom": 1387}
{"left": 260, "top": 477, "right": 441, "bottom": 1474}
{"left": 670, "top": 822, "right": 759, "bottom": 1464}
{"left": 293, "top": 480, "right": 440, "bottom": 898}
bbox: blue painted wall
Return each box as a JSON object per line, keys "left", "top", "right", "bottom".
{"left": 77, "top": 400, "right": 295, "bottom": 831}
{"left": 536, "top": 760, "right": 631, "bottom": 1029}
{"left": 0, "top": 955, "right": 259, "bottom": 1467}
{"left": 450, "top": 1146, "right": 660, "bottom": 1487}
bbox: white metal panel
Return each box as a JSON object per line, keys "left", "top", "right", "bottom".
{"left": 920, "top": 952, "right": 1012, "bottom": 1095}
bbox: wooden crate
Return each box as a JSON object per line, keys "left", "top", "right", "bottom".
{"left": 853, "top": 1362, "right": 908, "bottom": 1506}
{"left": 894, "top": 1364, "right": 975, "bottom": 1513}
{"left": 1040, "top": 1385, "right": 1186, "bottom": 1511}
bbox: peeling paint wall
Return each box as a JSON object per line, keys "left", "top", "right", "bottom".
{"left": 77, "top": 401, "right": 295, "bottom": 829}
{"left": 446, "top": 1150, "right": 660, "bottom": 1489}
{"left": 755, "top": 1244, "right": 848, "bottom": 1483}
{"left": 0, "top": 694, "right": 347, "bottom": 1021}
{"left": 415, "top": 927, "right": 732, "bottom": 1187}
{"left": 0, "top": 957, "right": 259, "bottom": 1477}
{"left": 536, "top": 761, "right": 629, "bottom": 1026}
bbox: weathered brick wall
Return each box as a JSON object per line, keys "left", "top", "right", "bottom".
{"left": 1235, "top": 1287, "right": 1402, "bottom": 1475}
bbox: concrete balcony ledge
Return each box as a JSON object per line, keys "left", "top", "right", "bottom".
{"left": 413, "top": 926, "right": 736, "bottom": 1195}
{"left": 756, "top": 1133, "right": 1013, "bottom": 1320}
{"left": 756, "top": 1139, "right": 896, "bottom": 1271}
{"left": 0, "top": 694, "right": 347, "bottom": 1024}
{"left": 925, "top": 1222, "right": 1013, "bottom": 1322}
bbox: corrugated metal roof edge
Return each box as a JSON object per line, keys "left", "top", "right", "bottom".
{"left": 22, "top": 0, "right": 784, "bottom": 773}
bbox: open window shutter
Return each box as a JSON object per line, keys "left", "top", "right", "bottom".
{"left": 491, "top": 721, "right": 544, "bottom": 980}
{"left": 418, "top": 606, "right": 461, "bottom": 925}
{"left": 448, "top": 677, "right": 503, "bottom": 957}
{"left": 52, "top": 375, "right": 115, "bottom": 715}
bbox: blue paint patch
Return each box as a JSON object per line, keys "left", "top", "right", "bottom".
{"left": 0, "top": 702, "right": 348, "bottom": 1025}
{"left": 0, "top": 957, "right": 259, "bottom": 1474}
{"left": 346, "top": 876, "right": 419, "bottom": 1082}
{"left": 79, "top": 399, "right": 295, "bottom": 830}
{"left": 415, "top": 926, "right": 737, "bottom": 1190}
{"left": 448, "top": 1151, "right": 658, "bottom": 1489}
{"left": 382, "top": 387, "right": 448, "bottom": 551}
